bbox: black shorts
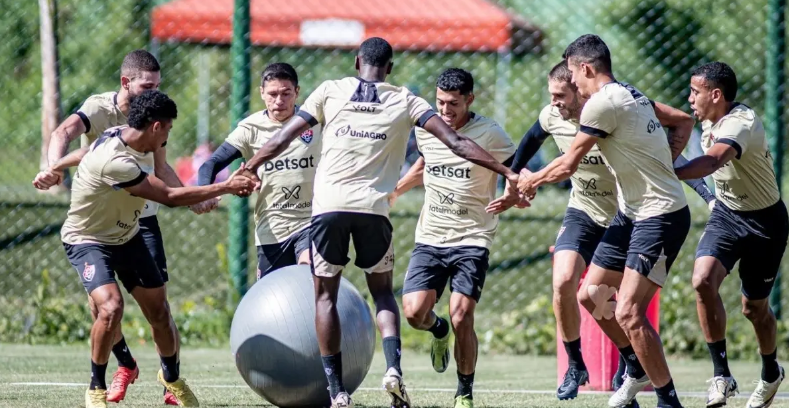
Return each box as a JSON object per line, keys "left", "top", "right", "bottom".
{"left": 696, "top": 200, "right": 789, "bottom": 300}
{"left": 310, "top": 212, "right": 394, "bottom": 277}
{"left": 554, "top": 208, "right": 608, "bottom": 265}
{"left": 138, "top": 216, "right": 169, "bottom": 282}
{"left": 403, "top": 243, "right": 489, "bottom": 302}
{"left": 256, "top": 226, "right": 311, "bottom": 280}
{"left": 64, "top": 232, "right": 164, "bottom": 294}
{"left": 591, "top": 206, "right": 691, "bottom": 287}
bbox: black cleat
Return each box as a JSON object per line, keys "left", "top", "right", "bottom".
{"left": 557, "top": 365, "right": 589, "bottom": 400}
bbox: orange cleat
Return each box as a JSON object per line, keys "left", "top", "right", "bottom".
{"left": 164, "top": 390, "right": 180, "bottom": 406}
{"left": 105, "top": 365, "right": 139, "bottom": 403}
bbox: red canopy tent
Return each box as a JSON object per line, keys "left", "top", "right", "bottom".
{"left": 151, "top": 0, "right": 542, "bottom": 54}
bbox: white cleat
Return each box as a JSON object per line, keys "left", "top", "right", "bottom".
{"left": 705, "top": 376, "right": 738, "bottom": 408}
{"left": 330, "top": 392, "right": 353, "bottom": 408}
{"left": 382, "top": 367, "right": 411, "bottom": 408}
{"left": 608, "top": 374, "right": 651, "bottom": 408}
{"left": 746, "top": 366, "right": 784, "bottom": 408}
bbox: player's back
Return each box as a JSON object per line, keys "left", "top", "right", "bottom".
{"left": 299, "top": 77, "right": 434, "bottom": 217}
{"left": 701, "top": 104, "right": 779, "bottom": 211}
{"left": 414, "top": 113, "right": 514, "bottom": 247}
{"left": 61, "top": 127, "right": 153, "bottom": 245}
{"left": 581, "top": 82, "right": 687, "bottom": 220}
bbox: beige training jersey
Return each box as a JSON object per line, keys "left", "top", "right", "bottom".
{"left": 580, "top": 82, "right": 687, "bottom": 220}
{"left": 539, "top": 105, "right": 618, "bottom": 226}
{"left": 226, "top": 109, "right": 322, "bottom": 245}
{"left": 299, "top": 77, "right": 435, "bottom": 217}
{"left": 701, "top": 103, "right": 780, "bottom": 211}
{"left": 61, "top": 127, "right": 154, "bottom": 245}
{"left": 415, "top": 113, "right": 515, "bottom": 248}
{"left": 77, "top": 92, "right": 159, "bottom": 218}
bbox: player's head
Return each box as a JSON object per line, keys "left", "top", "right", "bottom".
{"left": 128, "top": 90, "right": 177, "bottom": 152}
{"left": 355, "top": 37, "right": 393, "bottom": 75}
{"left": 435, "top": 68, "right": 475, "bottom": 129}
{"left": 547, "top": 60, "right": 584, "bottom": 120}
{"left": 120, "top": 50, "right": 161, "bottom": 99}
{"left": 689, "top": 62, "right": 738, "bottom": 121}
{"left": 562, "top": 34, "right": 612, "bottom": 98}
{"left": 259, "top": 62, "right": 300, "bottom": 122}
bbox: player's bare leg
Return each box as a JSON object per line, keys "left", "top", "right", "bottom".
{"left": 403, "top": 290, "right": 450, "bottom": 373}
{"left": 314, "top": 273, "right": 350, "bottom": 407}
{"left": 579, "top": 265, "right": 647, "bottom": 407}
{"left": 553, "top": 250, "right": 589, "bottom": 399}
{"left": 367, "top": 272, "right": 410, "bottom": 408}
{"left": 617, "top": 269, "right": 681, "bottom": 408}
{"left": 692, "top": 257, "right": 737, "bottom": 407}
{"left": 90, "top": 294, "right": 140, "bottom": 403}
{"left": 132, "top": 286, "right": 198, "bottom": 406}
{"left": 450, "top": 292, "right": 477, "bottom": 408}
{"left": 85, "top": 284, "right": 125, "bottom": 408}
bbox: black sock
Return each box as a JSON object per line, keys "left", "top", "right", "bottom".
{"left": 456, "top": 371, "right": 475, "bottom": 399}
{"left": 618, "top": 345, "right": 646, "bottom": 379}
{"left": 322, "top": 353, "right": 345, "bottom": 398}
{"left": 428, "top": 315, "right": 450, "bottom": 339}
{"left": 164, "top": 360, "right": 181, "bottom": 395}
{"left": 655, "top": 379, "right": 682, "bottom": 408}
{"left": 160, "top": 353, "right": 179, "bottom": 383}
{"left": 90, "top": 361, "right": 108, "bottom": 390}
{"left": 707, "top": 339, "right": 731, "bottom": 377}
{"left": 564, "top": 338, "right": 586, "bottom": 371}
{"left": 382, "top": 337, "right": 402, "bottom": 375}
{"left": 111, "top": 336, "right": 137, "bottom": 370}
{"left": 761, "top": 349, "right": 780, "bottom": 382}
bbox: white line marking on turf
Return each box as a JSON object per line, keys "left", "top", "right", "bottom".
{"left": 6, "top": 382, "right": 789, "bottom": 400}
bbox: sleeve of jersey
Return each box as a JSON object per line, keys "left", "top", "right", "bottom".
{"left": 224, "top": 124, "right": 253, "bottom": 159}
{"left": 713, "top": 118, "right": 749, "bottom": 159}
{"left": 76, "top": 98, "right": 103, "bottom": 137}
{"left": 296, "top": 82, "right": 327, "bottom": 127}
{"left": 510, "top": 119, "right": 550, "bottom": 172}
{"left": 407, "top": 94, "right": 436, "bottom": 128}
{"left": 103, "top": 155, "right": 147, "bottom": 190}
{"left": 488, "top": 126, "right": 517, "bottom": 164}
{"left": 579, "top": 96, "right": 616, "bottom": 138}
{"left": 197, "top": 142, "right": 243, "bottom": 186}
{"left": 674, "top": 154, "right": 716, "bottom": 203}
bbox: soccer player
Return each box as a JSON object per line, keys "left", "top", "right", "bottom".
{"left": 488, "top": 60, "right": 715, "bottom": 402}
{"left": 389, "top": 68, "right": 516, "bottom": 408}
{"left": 241, "top": 37, "right": 521, "bottom": 408}
{"left": 675, "top": 62, "right": 788, "bottom": 408}
{"left": 32, "top": 50, "right": 215, "bottom": 405}
{"left": 515, "top": 35, "right": 692, "bottom": 408}
{"left": 59, "top": 90, "right": 254, "bottom": 408}
{"left": 197, "top": 63, "right": 322, "bottom": 277}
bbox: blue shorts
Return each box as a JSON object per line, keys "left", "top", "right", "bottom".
{"left": 256, "top": 226, "right": 311, "bottom": 280}
{"left": 696, "top": 200, "right": 788, "bottom": 300}
{"left": 403, "top": 243, "right": 490, "bottom": 302}
{"left": 554, "top": 208, "right": 608, "bottom": 265}
{"left": 592, "top": 206, "right": 691, "bottom": 287}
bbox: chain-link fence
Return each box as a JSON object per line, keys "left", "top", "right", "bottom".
{"left": 1, "top": 0, "right": 787, "bottom": 358}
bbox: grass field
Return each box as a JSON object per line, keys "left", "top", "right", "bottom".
{"left": 1, "top": 344, "right": 788, "bottom": 408}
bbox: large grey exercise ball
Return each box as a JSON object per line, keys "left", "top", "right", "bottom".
{"left": 230, "top": 264, "right": 376, "bottom": 407}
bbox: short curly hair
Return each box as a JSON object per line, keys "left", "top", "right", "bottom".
{"left": 127, "top": 90, "right": 177, "bottom": 130}
{"left": 691, "top": 62, "right": 738, "bottom": 102}
{"left": 437, "top": 68, "right": 474, "bottom": 95}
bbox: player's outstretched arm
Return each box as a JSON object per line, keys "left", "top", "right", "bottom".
{"left": 653, "top": 100, "right": 693, "bottom": 161}
{"left": 244, "top": 116, "right": 311, "bottom": 175}
{"left": 674, "top": 143, "right": 738, "bottom": 180}
{"left": 390, "top": 156, "right": 425, "bottom": 206}
{"left": 125, "top": 165, "right": 255, "bottom": 207}
{"left": 674, "top": 154, "right": 716, "bottom": 206}
{"left": 517, "top": 131, "right": 597, "bottom": 196}
{"left": 197, "top": 143, "right": 243, "bottom": 186}
{"left": 154, "top": 146, "right": 219, "bottom": 214}
{"left": 510, "top": 119, "right": 551, "bottom": 173}
{"left": 422, "top": 115, "right": 518, "bottom": 184}
{"left": 32, "top": 146, "right": 89, "bottom": 190}
{"left": 47, "top": 113, "right": 87, "bottom": 168}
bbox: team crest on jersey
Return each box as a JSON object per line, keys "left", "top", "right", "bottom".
{"left": 83, "top": 263, "right": 95, "bottom": 282}
{"left": 298, "top": 129, "right": 313, "bottom": 145}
